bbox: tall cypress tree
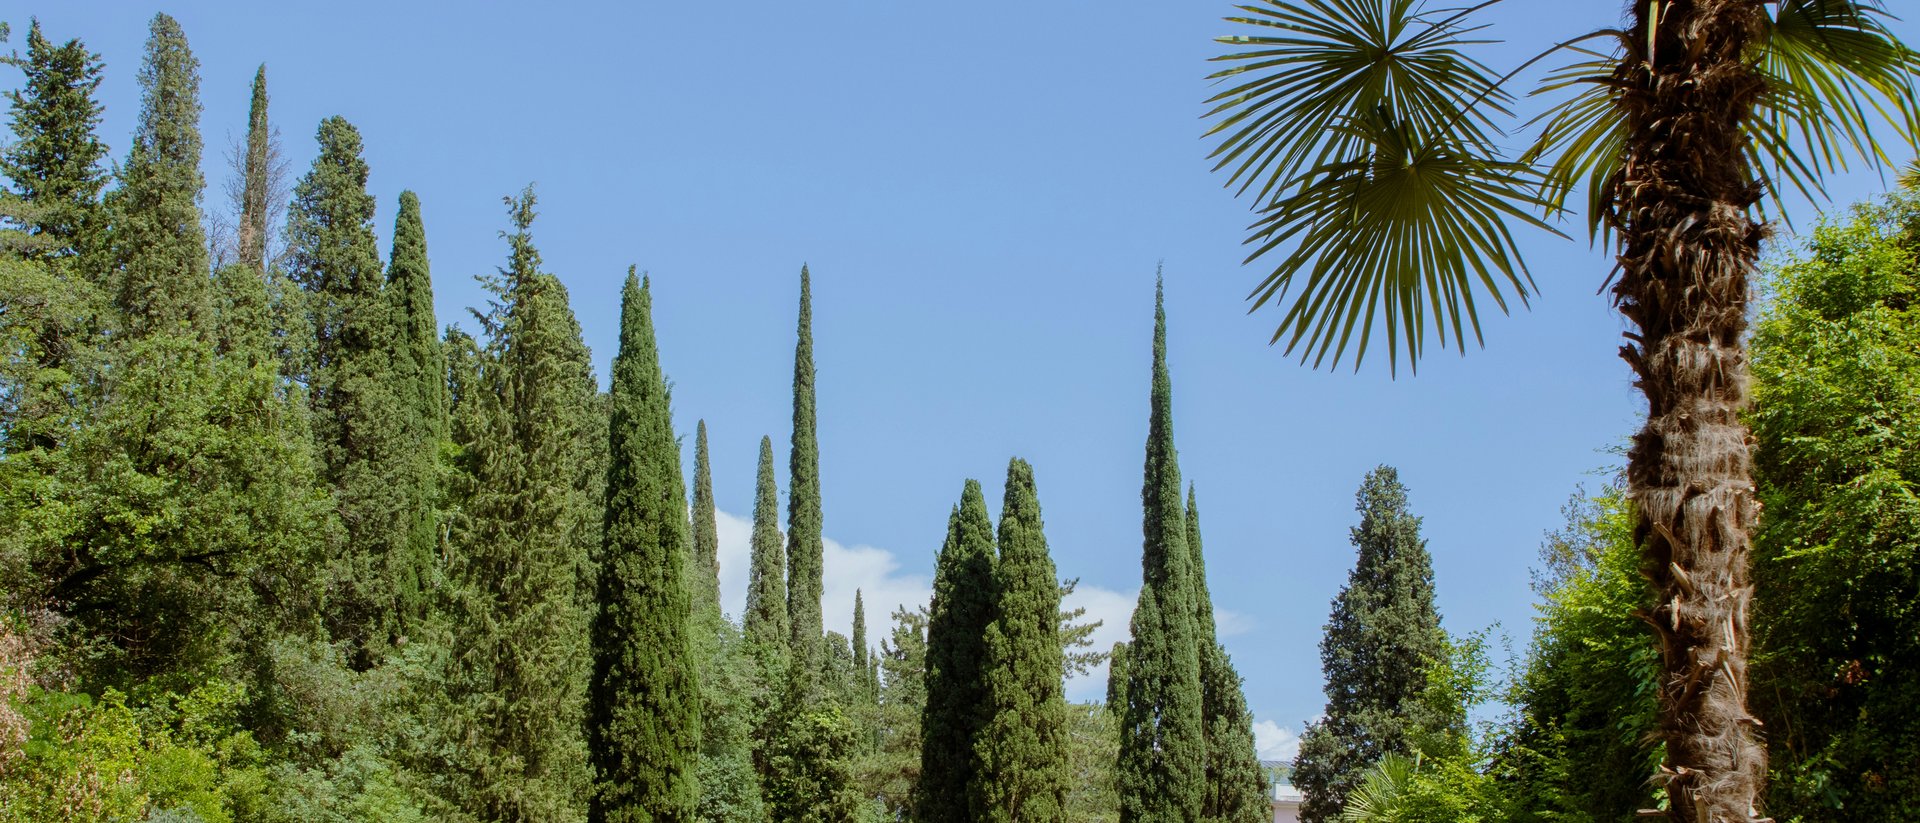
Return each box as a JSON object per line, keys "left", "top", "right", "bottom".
{"left": 386, "top": 190, "right": 444, "bottom": 630}
{"left": 852, "top": 589, "right": 870, "bottom": 701}
{"left": 287, "top": 115, "right": 412, "bottom": 663}
{"left": 918, "top": 479, "right": 996, "bottom": 823}
{"left": 1188, "top": 487, "right": 1269, "bottom": 823}
{"left": 236, "top": 65, "right": 272, "bottom": 272}
{"left": 786, "top": 265, "right": 824, "bottom": 679}
{"left": 690, "top": 419, "right": 722, "bottom": 613}
{"left": 972, "top": 457, "right": 1071, "bottom": 821}
{"left": 434, "top": 186, "right": 597, "bottom": 822}
{"left": 1, "top": 19, "right": 107, "bottom": 257}
{"left": 106, "top": 13, "right": 208, "bottom": 335}
{"left": 1118, "top": 279, "right": 1205, "bottom": 823}
{"left": 588, "top": 271, "right": 700, "bottom": 823}
{"left": 743, "top": 435, "right": 790, "bottom": 661}
{"left": 1291, "top": 466, "right": 1446, "bottom": 823}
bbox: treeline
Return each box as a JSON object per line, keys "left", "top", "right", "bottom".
{"left": 0, "top": 15, "right": 1275, "bottom": 823}
{"left": 1276, "top": 191, "right": 1920, "bottom": 822}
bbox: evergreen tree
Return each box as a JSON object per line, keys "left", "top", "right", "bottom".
{"left": 386, "top": 190, "right": 444, "bottom": 631}
{"left": 1106, "top": 642, "right": 1129, "bottom": 713}
{"left": 1187, "top": 487, "right": 1268, "bottom": 823}
{"left": 106, "top": 13, "right": 208, "bottom": 335}
{"left": 743, "top": 436, "right": 790, "bottom": 662}
{"left": 917, "top": 479, "right": 997, "bottom": 823}
{"left": 236, "top": 65, "right": 272, "bottom": 272}
{"left": 972, "top": 457, "right": 1071, "bottom": 821}
{"left": 431, "top": 186, "right": 597, "bottom": 822}
{"left": 690, "top": 420, "right": 722, "bottom": 613}
{"left": 286, "top": 115, "right": 412, "bottom": 664}
{"left": 589, "top": 271, "right": 700, "bottom": 823}
{"left": 1, "top": 19, "right": 107, "bottom": 257}
{"left": 786, "top": 265, "right": 824, "bottom": 679}
{"left": 1118, "top": 280, "right": 1204, "bottom": 823}
{"left": 1291, "top": 467, "right": 1447, "bottom": 823}
{"left": 862, "top": 606, "right": 929, "bottom": 820}
{"left": 851, "top": 589, "right": 870, "bottom": 701}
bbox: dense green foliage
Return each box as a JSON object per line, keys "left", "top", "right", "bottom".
{"left": 589, "top": 272, "right": 701, "bottom": 822}
{"left": 1749, "top": 192, "right": 1920, "bottom": 821}
{"left": 287, "top": 115, "right": 416, "bottom": 665}
{"left": 1188, "top": 488, "right": 1268, "bottom": 823}
{"left": 691, "top": 420, "right": 722, "bottom": 613}
{"left": 787, "top": 265, "right": 825, "bottom": 680}
{"left": 1118, "top": 282, "right": 1205, "bottom": 823}
{"left": 1, "top": 19, "right": 106, "bottom": 256}
{"left": 106, "top": 14, "right": 208, "bottom": 335}
{"left": 918, "top": 478, "right": 997, "bottom": 823}
{"left": 973, "top": 458, "right": 1071, "bottom": 821}
{"left": 385, "top": 189, "right": 445, "bottom": 635}
{"left": 1294, "top": 467, "right": 1448, "bottom": 823}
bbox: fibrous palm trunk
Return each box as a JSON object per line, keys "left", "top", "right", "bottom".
{"left": 1610, "top": 1, "right": 1770, "bottom": 820}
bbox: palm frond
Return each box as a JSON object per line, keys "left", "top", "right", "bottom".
{"left": 1339, "top": 752, "right": 1418, "bottom": 822}
{"left": 1208, "top": 0, "right": 1549, "bottom": 374}
{"left": 1244, "top": 108, "right": 1556, "bottom": 374}
{"left": 1204, "top": 0, "right": 1514, "bottom": 204}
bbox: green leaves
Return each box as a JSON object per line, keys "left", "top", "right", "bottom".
{"left": 1208, "top": 0, "right": 1920, "bottom": 373}
{"left": 1207, "top": 0, "right": 1551, "bottom": 374}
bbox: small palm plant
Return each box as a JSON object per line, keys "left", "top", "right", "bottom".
{"left": 1204, "top": 1, "right": 1918, "bottom": 820}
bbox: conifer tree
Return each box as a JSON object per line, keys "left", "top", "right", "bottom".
{"left": 972, "top": 457, "right": 1071, "bottom": 821}
{"left": 433, "top": 186, "right": 597, "bottom": 822}
{"left": 918, "top": 479, "right": 997, "bottom": 823}
{"left": 1188, "top": 487, "right": 1268, "bottom": 823}
{"left": 786, "top": 265, "right": 824, "bottom": 679}
{"left": 691, "top": 420, "right": 722, "bottom": 613}
{"left": 1, "top": 19, "right": 107, "bottom": 256}
{"left": 1106, "top": 641, "right": 1130, "bottom": 713}
{"left": 235, "top": 65, "right": 273, "bottom": 272}
{"left": 743, "top": 436, "right": 790, "bottom": 662}
{"left": 287, "top": 115, "right": 413, "bottom": 663}
{"left": 1118, "top": 280, "right": 1205, "bottom": 823}
{"left": 852, "top": 589, "right": 870, "bottom": 701}
{"left": 1291, "top": 467, "right": 1446, "bottom": 823}
{"left": 106, "top": 13, "right": 209, "bottom": 334}
{"left": 589, "top": 271, "right": 700, "bottom": 823}
{"left": 386, "top": 190, "right": 444, "bottom": 628}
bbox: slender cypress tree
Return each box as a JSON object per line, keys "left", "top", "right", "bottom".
{"left": 1, "top": 19, "right": 107, "bottom": 257}
{"left": 435, "top": 186, "right": 597, "bottom": 821}
{"left": 1106, "top": 641, "right": 1130, "bottom": 713}
{"left": 386, "top": 190, "right": 444, "bottom": 629}
{"left": 1118, "top": 279, "right": 1205, "bottom": 823}
{"left": 107, "top": 13, "right": 209, "bottom": 335}
{"left": 852, "top": 589, "right": 871, "bottom": 700}
{"left": 972, "top": 457, "right": 1071, "bottom": 821}
{"left": 236, "top": 65, "right": 272, "bottom": 272}
{"left": 1292, "top": 466, "right": 1447, "bottom": 823}
{"left": 287, "top": 115, "right": 412, "bottom": 664}
{"left": 786, "top": 265, "right": 824, "bottom": 679}
{"left": 588, "top": 271, "right": 700, "bottom": 823}
{"left": 691, "top": 420, "right": 722, "bottom": 613}
{"left": 743, "top": 436, "right": 790, "bottom": 661}
{"left": 918, "top": 479, "right": 997, "bottom": 823}
{"left": 1188, "top": 487, "right": 1269, "bottom": 823}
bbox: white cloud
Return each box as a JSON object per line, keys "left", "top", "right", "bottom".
{"left": 1061, "top": 582, "right": 1138, "bottom": 703}
{"left": 1213, "top": 607, "right": 1256, "bottom": 638}
{"left": 1254, "top": 719, "right": 1302, "bottom": 762}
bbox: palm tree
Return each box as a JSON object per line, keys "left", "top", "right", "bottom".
{"left": 1202, "top": 1, "right": 1917, "bottom": 821}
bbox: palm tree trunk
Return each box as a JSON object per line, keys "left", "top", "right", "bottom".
{"left": 1611, "top": 1, "right": 1770, "bottom": 820}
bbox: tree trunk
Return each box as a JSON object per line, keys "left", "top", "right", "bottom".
{"left": 1610, "top": 1, "right": 1770, "bottom": 820}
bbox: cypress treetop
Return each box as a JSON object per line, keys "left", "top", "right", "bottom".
{"left": 1118, "top": 277, "right": 1205, "bottom": 823}
{"left": 691, "top": 419, "right": 722, "bottom": 613}
{"left": 109, "top": 13, "right": 209, "bottom": 334}
{"left": 743, "top": 435, "right": 790, "bottom": 661}
{"left": 918, "top": 478, "right": 997, "bottom": 823}
{"left": 237, "top": 64, "right": 272, "bottom": 272}
{"left": 1, "top": 18, "right": 108, "bottom": 256}
{"left": 787, "top": 264, "right": 825, "bottom": 680}
{"left": 1292, "top": 466, "right": 1446, "bottom": 823}
{"left": 972, "top": 458, "right": 1071, "bottom": 822}
{"left": 588, "top": 271, "right": 701, "bottom": 823}
{"left": 852, "top": 588, "right": 870, "bottom": 699}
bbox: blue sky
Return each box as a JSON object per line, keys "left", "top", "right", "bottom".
{"left": 45, "top": 1, "right": 1917, "bottom": 760}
